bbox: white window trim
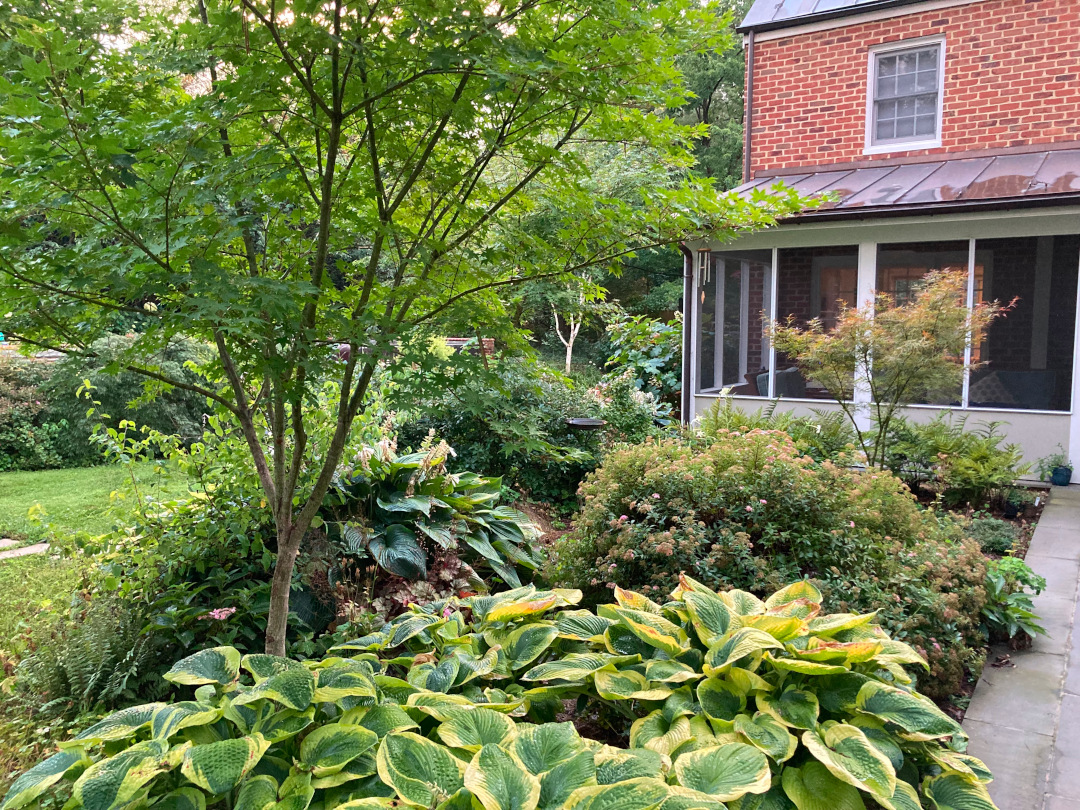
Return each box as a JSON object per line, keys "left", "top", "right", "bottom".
{"left": 864, "top": 35, "right": 945, "bottom": 156}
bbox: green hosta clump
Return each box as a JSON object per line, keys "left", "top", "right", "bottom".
{"left": 3, "top": 581, "right": 997, "bottom": 810}
{"left": 341, "top": 579, "right": 998, "bottom": 809}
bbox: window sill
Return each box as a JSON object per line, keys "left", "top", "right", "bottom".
{"left": 862, "top": 139, "right": 941, "bottom": 156}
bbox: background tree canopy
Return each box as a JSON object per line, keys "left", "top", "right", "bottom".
{"left": 0, "top": 0, "right": 800, "bottom": 652}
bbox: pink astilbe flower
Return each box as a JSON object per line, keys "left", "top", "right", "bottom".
{"left": 200, "top": 607, "right": 237, "bottom": 621}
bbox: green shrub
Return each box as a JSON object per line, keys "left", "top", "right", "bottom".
{"left": 0, "top": 357, "right": 69, "bottom": 471}
{"left": 603, "top": 313, "right": 682, "bottom": 404}
{"left": 981, "top": 557, "right": 1046, "bottom": 643}
{"left": 548, "top": 431, "right": 988, "bottom": 698}
{"left": 882, "top": 415, "right": 1029, "bottom": 507}
{"left": 966, "top": 516, "right": 1018, "bottom": 555}
{"left": 695, "top": 398, "right": 856, "bottom": 463}
{"left": 396, "top": 360, "right": 660, "bottom": 510}
{"left": 4, "top": 582, "right": 1001, "bottom": 810}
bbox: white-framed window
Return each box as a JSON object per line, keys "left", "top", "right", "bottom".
{"left": 865, "top": 37, "right": 944, "bottom": 154}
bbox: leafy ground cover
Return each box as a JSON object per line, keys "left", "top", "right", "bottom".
{"left": 0, "top": 555, "right": 83, "bottom": 646}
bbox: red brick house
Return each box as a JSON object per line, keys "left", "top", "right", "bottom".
{"left": 683, "top": 0, "right": 1080, "bottom": 478}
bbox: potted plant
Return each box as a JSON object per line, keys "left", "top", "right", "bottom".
{"left": 1037, "top": 445, "right": 1073, "bottom": 487}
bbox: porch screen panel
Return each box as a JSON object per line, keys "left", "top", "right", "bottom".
{"left": 876, "top": 241, "right": 969, "bottom": 406}
{"left": 696, "top": 250, "right": 772, "bottom": 395}
{"left": 968, "top": 235, "right": 1078, "bottom": 412}
{"left": 775, "top": 246, "right": 859, "bottom": 400}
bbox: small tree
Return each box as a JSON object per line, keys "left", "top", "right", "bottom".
{"left": 771, "top": 270, "right": 1006, "bottom": 468}
{"left": 0, "top": 0, "right": 804, "bottom": 653}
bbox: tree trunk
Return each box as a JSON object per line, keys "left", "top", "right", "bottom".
{"left": 265, "top": 523, "right": 303, "bottom": 656}
{"left": 564, "top": 333, "right": 574, "bottom": 374}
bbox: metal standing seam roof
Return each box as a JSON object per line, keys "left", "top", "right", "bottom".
{"left": 736, "top": 149, "right": 1080, "bottom": 219}
{"left": 739, "top": 0, "right": 927, "bottom": 32}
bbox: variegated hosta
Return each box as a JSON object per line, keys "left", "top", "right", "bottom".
{"left": 333, "top": 579, "right": 998, "bottom": 809}
{"left": 3, "top": 580, "right": 997, "bottom": 810}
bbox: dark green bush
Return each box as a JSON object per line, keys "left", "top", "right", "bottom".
{"left": 0, "top": 356, "right": 69, "bottom": 471}
{"left": 966, "top": 516, "right": 1019, "bottom": 555}
{"left": 548, "top": 431, "right": 988, "bottom": 698}
{"left": 882, "top": 415, "right": 1029, "bottom": 506}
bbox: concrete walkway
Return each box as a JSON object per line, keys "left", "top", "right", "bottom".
{"left": 0, "top": 541, "right": 49, "bottom": 560}
{"left": 966, "top": 486, "right": 1080, "bottom": 809}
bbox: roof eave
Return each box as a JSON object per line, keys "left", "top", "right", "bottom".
{"left": 737, "top": 0, "right": 930, "bottom": 34}
{"left": 777, "top": 193, "right": 1080, "bottom": 223}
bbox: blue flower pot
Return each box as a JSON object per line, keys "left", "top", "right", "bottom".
{"left": 1051, "top": 466, "right": 1072, "bottom": 486}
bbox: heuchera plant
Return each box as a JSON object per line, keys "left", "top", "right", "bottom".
{"left": 5, "top": 580, "right": 998, "bottom": 810}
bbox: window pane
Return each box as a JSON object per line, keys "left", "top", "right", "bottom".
{"left": 878, "top": 55, "right": 897, "bottom": 77}
{"left": 895, "top": 117, "right": 915, "bottom": 138}
{"left": 897, "top": 70, "right": 917, "bottom": 95}
{"left": 876, "top": 242, "right": 969, "bottom": 405}
{"left": 968, "top": 236, "right": 1078, "bottom": 411}
{"left": 775, "top": 246, "right": 859, "bottom": 400}
{"left": 697, "top": 250, "right": 773, "bottom": 396}
{"left": 872, "top": 44, "right": 940, "bottom": 144}
{"left": 876, "top": 119, "right": 894, "bottom": 141}
{"left": 915, "top": 115, "right": 936, "bottom": 136}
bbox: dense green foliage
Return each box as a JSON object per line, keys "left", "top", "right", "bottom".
{"left": 981, "top": 557, "right": 1046, "bottom": 643}
{"left": 0, "top": 357, "right": 69, "bottom": 472}
{"left": 397, "top": 362, "right": 660, "bottom": 510}
{"left": 695, "top": 399, "right": 856, "bottom": 463}
{"left": 548, "top": 431, "right": 988, "bottom": 698}
{"left": 4, "top": 581, "right": 1000, "bottom": 810}
{"left": 966, "top": 516, "right": 1019, "bottom": 556}
{"left": 603, "top": 315, "right": 683, "bottom": 406}
{"left": 882, "top": 416, "right": 1029, "bottom": 507}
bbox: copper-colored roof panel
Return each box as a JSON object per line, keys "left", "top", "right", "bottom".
{"left": 841, "top": 163, "right": 940, "bottom": 207}
{"left": 895, "top": 158, "right": 994, "bottom": 203}
{"left": 958, "top": 152, "right": 1049, "bottom": 200}
{"left": 1025, "top": 149, "right": 1080, "bottom": 195}
{"left": 807, "top": 166, "right": 899, "bottom": 207}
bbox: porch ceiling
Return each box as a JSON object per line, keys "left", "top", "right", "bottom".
{"left": 739, "top": 147, "right": 1080, "bottom": 221}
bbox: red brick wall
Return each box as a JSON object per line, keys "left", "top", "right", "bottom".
{"left": 749, "top": 0, "right": 1080, "bottom": 174}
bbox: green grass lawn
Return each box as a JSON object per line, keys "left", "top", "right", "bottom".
{"left": 0, "top": 553, "right": 84, "bottom": 644}
{"left": 0, "top": 463, "right": 187, "bottom": 543}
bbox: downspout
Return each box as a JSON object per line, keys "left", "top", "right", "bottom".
{"left": 743, "top": 29, "right": 755, "bottom": 184}
{"left": 680, "top": 244, "right": 694, "bottom": 425}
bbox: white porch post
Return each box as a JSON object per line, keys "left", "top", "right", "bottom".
{"left": 1068, "top": 242, "right": 1080, "bottom": 483}
{"left": 767, "top": 248, "right": 778, "bottom": 398}
{"left": 853, "top": 242, "right": 877, "bottom": 435}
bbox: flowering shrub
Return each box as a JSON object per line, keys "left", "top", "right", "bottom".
{"left": 548, "top": 431, "right": 988, "bottom": 698}
{"left": 603, "top": 313, "right": 682, "bottom": 403}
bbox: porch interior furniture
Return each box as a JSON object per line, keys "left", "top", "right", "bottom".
{"left": 967, "top": 369, "right": 1057, "bottom": 410}
{"left": 757, "top": 367, "right": 807, "bottom": 399}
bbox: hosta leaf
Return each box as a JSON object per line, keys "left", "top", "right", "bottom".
{"left": 465, "top": 745, "right": 540, "bottom": 810}
{"left": 370, "top": 524, "right": 427, "bottom": 579}
{"left": 335, "top": 801, "right": 401, "bottom": 810}
{"left": 74, "top": 739, "right": 171, "bottom": 810}
{"left": 855, "top": 682, "right": 963, "bottom": 740}
{"left": 613, "top": 608, "right": 691, "bottom": 657}
{"left": 725, "top": 784, "right": 796, "bottom": 810}
{"left": 734, "top": 713, "right": 797, "bottom": 762}
{"left": 538, "top": 751, "right": 596, "bottom": 810}
{"left": 594, "top": 669, "right": 672, "bottom": 702}
{"left": 376, "top": 732, "right": 467, "bottom": 807}
{"left": 555, "top": 611, "right": 615, "bottom": 641}
{"left": 847, "top": 717, "right": 903, "bottom": 771}
{"left": 438, "top": 708, "right": 516, "bottom": 751}
{"left": 242, "top": 655, "right": 304, "bottom": 682}
{"left": 310, "top": 754, "right": 377, "bottom": 789}
{"left": 502, "top": 623, "right": 561, "bottom": 671}
{"left": 873, "top": 639, "right": 929, "bottom": 670}
{"left": 523, "top": 653, "right": 636, "bottom": 682}
{"left": 565, "top": 778, "right": 669, "bottom": 810}
{"left": 796, "top": 641, "right": 881, "bottom": 664}
{"left": 673, "top": 742, "right": 772, "bottom": 802}
{"left": 604, "top": 623, "right": 659, "bottom": 658}
{"left": 232, "top": 667, "right": 316, "bottom": 711}
{"left": 300, "top": 723, "right": 378, "bottom": 777}
{"left": 630, "top": 711, "right": 693, "bottom": 757}
{"left": 511, "top": 722, "right": 582, "bottom": 775}
{"left": 407, "top": 691, "right": 481, "bottom": 721}
{"left": 645, "top": 660, "right": 702, "bottom": 684}
{"left": 922, "top": 773, "right": 996, "bottom": 810}
{"left": 234, "top": 775, "right": 278, "bottom": 810}
{"left": 377, "top": 493, "right": 433, "bottom": 515}
{"left": 704, "top": 629, "right": 783, "bottom": 676}
{"left": 816, "top": 674, "right": 872, "bottom": 714}
{"left": 151, "top": 703, "right": 222, "bottom": 740}
{"left": 659, "top": 788, "right": 728, "bottom": 810}
{"left": 697, "top": 677, "right": 746, "bottom": 723}
{"left": 671, "top": 573, "right": 718, "bottom": 600}
{"left": 486, "top": 593, "right": 559, "bottom": 624}
{"left": 312, "top": 661, "right": 377, "bottom": 703}
{"left": 614, "top": 588, "right": 665, "bottom": 614}
{"left": 374, "top": 674, "right": 420, "bottom": 703}
{"left": 879, "top": 781, "right": 922, "bottom": 810}
{"left": 756, "top": 688, "right": 819, "bottom": 730}
{"left": 684, "top": 591, "right": 733, "bottom": 647}
{"left": 735, "top": 616, "right": 805, "bottom": 642}
{"left": 728, "top": 668, "right": 774, "bottom": 695}
{"left": 72, "top": 704, "right": 165, "bottom": 744}
{"left": 164, "top": 647, "right": 241, "bottom": 686}
{"left": 154, "top": 787, "right": 206, "bottom": 810}
{"left": 594, "top": 747, "right": 666, "bottom": 785}
{"left": 1, "top": 750, "right": 88, "bottom": 810}
{"left": 766, "top": 656, "right": 848, "bottom": 676}
{"left": 803, "top": 725, "right": 896, "bottom": 802}
{"left": 719, "top": 590, "right": 766, "bottom": 617}
{"left": 181, "top": 735, "right": 271, "bottom": 794}
{"left": 456, "top": 648, "right": 501, "bottom": 685}
{"left": 781, "top": 762, "right": 865, "bottom": 810}
{"left": 331, "top": 632, "right": 391, "bottom": 653}
{"left": 346, "top": 704, "right": 419, "bottom": 737}
{"left": 765, "top": 599, "right": 821, "bottom": 622}
{"left": 764, "top": 581, "right": 822, "bottom": 609}
{"left": 807, "top": 613, "right": 878, "bottom": 638}
{"left": 408, "top": 658, "right": 461, "bottom": 693}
